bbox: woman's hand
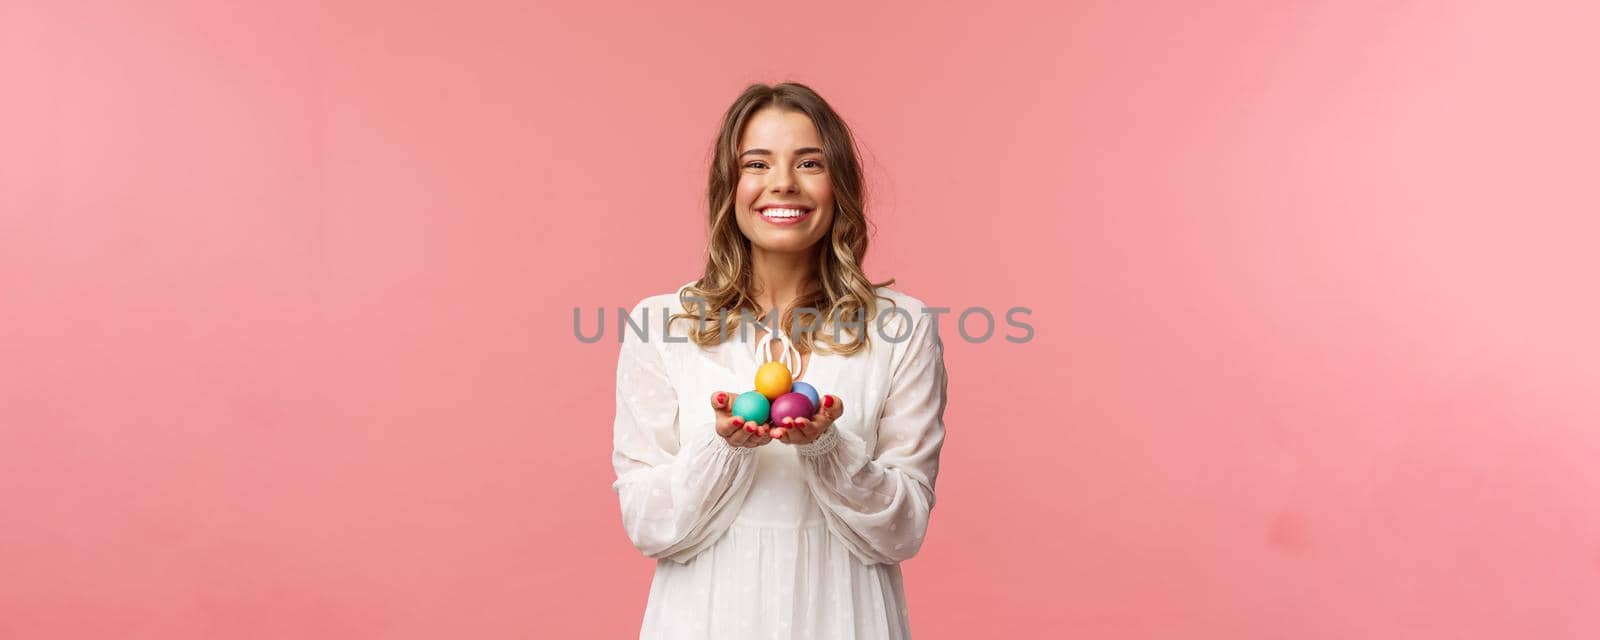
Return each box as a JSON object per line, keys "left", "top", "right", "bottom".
{"left": 712, "top": 391, "right": 774, "bottom": 448}
{"left": 772, "top": 395, "right": 842, "bottom": 445}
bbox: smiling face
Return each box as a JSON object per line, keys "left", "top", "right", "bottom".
{"left": 733, "top": 108, "right": 835, "bottom": 256}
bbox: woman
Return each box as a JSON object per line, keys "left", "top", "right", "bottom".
{"left": 610, "top": 82, "right": 948, "bottom": 639}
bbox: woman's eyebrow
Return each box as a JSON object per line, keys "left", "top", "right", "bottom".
{"left": 739, "top": 147, "right": 824, "bottom": 158}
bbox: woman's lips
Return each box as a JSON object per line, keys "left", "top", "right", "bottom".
{"left": 758, "top": 207, "right": 812, "bottom": 226}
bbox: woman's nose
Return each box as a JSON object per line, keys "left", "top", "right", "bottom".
{"left": 769, "top": 170, "right": 798, "bottom": 192}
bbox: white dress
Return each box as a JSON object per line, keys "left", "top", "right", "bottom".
{"left": 610, "top": 281, "right": 949, "bottom": 639}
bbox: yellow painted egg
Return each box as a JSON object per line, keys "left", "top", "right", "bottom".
{"left": 754, "top": 361, "right": 793, "bottom": 400}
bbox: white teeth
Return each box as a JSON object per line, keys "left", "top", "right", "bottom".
{"left": 762, "top": 208, "right": 808, "bottom": 218}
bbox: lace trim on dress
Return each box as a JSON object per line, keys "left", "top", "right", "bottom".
{"left": 794, "top": 426, "right": 841, "bottom": 457}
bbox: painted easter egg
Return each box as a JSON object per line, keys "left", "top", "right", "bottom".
{"left": 789, "top": 381, "right": 821, "bottom": 412}
{"left": 754, "top": 361, "right": 793, "bottom": 400}
{"left": 769, "top": 392, "right": 815, "bottom": 427}
{"left": 731, "top": 391, "right": 771, "bottom": 425}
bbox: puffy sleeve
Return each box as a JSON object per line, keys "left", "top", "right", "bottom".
{"left": 610, "top": 300, "right": 759, "bottom": 564}
{"left": 796, "top": 310, "right": 948, "bottom": 565}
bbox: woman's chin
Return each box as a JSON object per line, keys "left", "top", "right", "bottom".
{"left": 751, "top": 237, "right": 822, "bottom": 255}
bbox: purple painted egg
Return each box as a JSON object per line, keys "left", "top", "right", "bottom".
{"left": 769, "top": 392, "right": 815, "bottom": 426}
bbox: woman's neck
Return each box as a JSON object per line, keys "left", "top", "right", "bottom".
{"left": 749, "top": 245, "right": 818, "bottom": 320}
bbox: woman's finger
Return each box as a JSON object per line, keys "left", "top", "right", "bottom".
{"left": 727, "top": 419, "right": 753, "bottom": 446}
{"left": 774, "top": 421, "right": 797, "bottom": 444}
{"left": 710, "top": 391, "right": 734, "bottom": 415}
{"left": 717, "top": 416, "right": 745, "bottom": 439}
{"left": 823, "top": 395, "right": 843, "bottom": 420}
{"left": 746, "top": 423, "right": 772, "bottom": 448}
{"left": 808, "top": 406, "right": 834, "bottom": 432}
{"left": 792, "top": 417, "right": 814, "bottom": 440}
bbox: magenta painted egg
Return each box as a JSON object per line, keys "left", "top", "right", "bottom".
{"left": 769, "top": 392, "right": 815, "bottom": 426}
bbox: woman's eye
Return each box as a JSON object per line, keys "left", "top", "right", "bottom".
{"left": 744, "top": 160, "right": 823, "bottom": 169}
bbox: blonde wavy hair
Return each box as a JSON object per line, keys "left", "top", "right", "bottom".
{"left": 671, "top": 82, "right": 897, "bottom": 357}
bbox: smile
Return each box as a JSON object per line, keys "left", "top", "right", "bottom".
{"left": 758, "top": 207, "right": 812, "bottom": 226}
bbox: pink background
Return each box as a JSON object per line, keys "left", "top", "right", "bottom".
{"left": 3, "top": 0, "right": 1598, "bottom": 637}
